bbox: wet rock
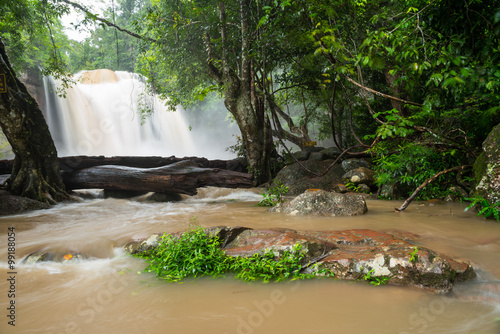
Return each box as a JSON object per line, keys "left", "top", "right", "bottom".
{"left": 341, "top": 158, "right": 371, "bottom": 172}
{"left": 271, "top": 189, "right": 367, "bottom": 216}
{"left": 342, "top": 167, "right": 376, "bottom": 187}
{"left": 272, "top": 159, "right": 345, "bottom": 196}
{"left": 223, "top": 228, "right": 336, "bottom": 262}
{"left": 204, "top": 226, "right": 253, "bottom": 248}
{"left": 295, "top": 229, "right": 476, "bottom": 293}
{"left": 356, "top": 184, "right": 372, "bottom": 194}
{"left": 128, "top": 226, "right": 476, "bottom": 293}
{"left": 125, "top": 233, "right": 164, "bottom": 254}
{"left": 309, "top": 151, "right": 327, "bottom": 161}
{"left": 0, "top": 192, "right": 50, "bottom": 216}
{"left": 147, "top": 192, "right": 183, "bottom": 202}
{"left": 284, "top": 150, "right": 310, "bottom": 164}
{"left": 304, "top": 146, "right": 325, "bottom": 153}
{"left": 21, "top": 250, "right": 85, "bottom": 264}
{"left": 320, "top": 147, "right": 342, "bottom": 160}
{"left": 331, "top": 184, "right": 349, "bottom": 193}
{"left": 473, "top": 123, "right": 500, "bottom": 202}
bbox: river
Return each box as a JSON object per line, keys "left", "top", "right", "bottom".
{"left": 1, "top": 188, "right": 499, "bottom": 333}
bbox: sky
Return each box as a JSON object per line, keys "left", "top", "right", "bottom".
{"left": 60, "top": 1, "right": 110, "bottom": 42}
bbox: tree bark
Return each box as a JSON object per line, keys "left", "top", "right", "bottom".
{"left": 0, "top": 155, "right": 248, "bottom": 174}
{"left": 205, "top": 1, "right": 274, "bottom": 185}
{"left": 62, "top": 160, "right": 253, "bottom": 195}
{"left": 0, "top": 38, "right": 68, "bottom": 204}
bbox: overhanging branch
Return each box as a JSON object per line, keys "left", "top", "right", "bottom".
{"left": 60, "top": 0, "right": 157, "bottom": 43}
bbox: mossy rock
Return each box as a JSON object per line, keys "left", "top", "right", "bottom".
{"left": 473, "top": 123, "right": 500, "bottom": 202}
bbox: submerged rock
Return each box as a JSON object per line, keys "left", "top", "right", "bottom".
{"left": 271, "top": 189, "right": 368, "bottom": 216}
{"left": 127, "top": 226, "right": 476, "bottom": 293}
{"left": 21, "top": 250, "right": 85, "bottom": 264}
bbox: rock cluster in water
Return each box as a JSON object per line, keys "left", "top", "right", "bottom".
{"left": 125, "top": 226, "right": 476, "bottom": 293}
{"left": 273, "top": 151, "right": 378, "bottom": 196}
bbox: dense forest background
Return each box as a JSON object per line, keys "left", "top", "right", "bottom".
{"left": 1, "top": 0, "right": 499, "bottom": 201}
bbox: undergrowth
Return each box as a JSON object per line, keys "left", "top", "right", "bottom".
{"left": 136, "top": 224, "right": 315, "bottom": 283}
{"left": 464, "top": 196, "right": 500, "bottom": 222}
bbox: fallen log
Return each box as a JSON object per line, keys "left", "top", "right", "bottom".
{"left": 61, "top": 160, "right": 253, "bottom": 195}
{"left": 0, "top": 155, "right": 248, "bottom": 174}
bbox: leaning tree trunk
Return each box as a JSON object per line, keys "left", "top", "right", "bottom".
{"left": 0, "top": 38, "right": 68, "bottom": 204}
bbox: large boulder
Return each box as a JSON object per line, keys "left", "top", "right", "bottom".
{"left": 0, "top": 191, "right": 50, "bottom": 216}
{"left": 271, "top": 189, "right": 368, "bottom": 216}
{"left": 272, "top": 159, "right": 345, "bottom": 195}
{"left": 473, "top": 123, "right": 500, "bottom": 202}
{"left": 127, "top": 226, "right": 476, "bottom": 293}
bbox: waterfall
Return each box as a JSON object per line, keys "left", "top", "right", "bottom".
{"left": 42, "top": 69, "right": 205, "bottom": 158}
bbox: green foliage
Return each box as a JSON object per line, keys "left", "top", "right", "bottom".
{"left": 408, "top": 246, "right": 419, "bottom": 263}
{"left": 66, "top": 0, "right": 148, "bottom": 73}
{"left": 139, "top": 224, "right": 232, "bottom": 282}
{"left": 258, "top": 182, "right": 289, "bottom": 207}
{"left": 371, "top": 141, "right": 461, "bottom": 200}
{"left": 136, "top": 223, "right": 315, "bottom": 283}
{"left": 345, "top": 182, "right": 361, "bottom": 193}
{"left": 231, "top": 244, "right": 315, "bottom": 283}
{"left": 371, "top": 109, "right": 415, "bottom": 139}
{"left": 1, "top": 0, "right": 71, "bottom": 77}
{"left": 464, "top": 196, "right": 500, "bottom": 222}
{"left": 361, "top": 268, "right": 390, "bottom": 286}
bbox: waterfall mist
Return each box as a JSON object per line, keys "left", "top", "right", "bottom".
{"left": 43, "top": 69, "right": 239, "bottom": 159}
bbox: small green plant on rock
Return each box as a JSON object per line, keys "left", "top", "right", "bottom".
{"left": 258, "top": 182, "right": 289, "bottom": 207}
{"left": 345, "top": 181, "right": 361, "bottom": 193}
{"left": 361, "top": 268, "right": 391, "bottom": 286}
{"left": 231, "top": 244, "right": 315, "bottom": 282}
{"left": 409, "top": 246, "right": 420, "bottom": 263}
{"left": 464, "top": 196, "right": 500, "bottom": 222}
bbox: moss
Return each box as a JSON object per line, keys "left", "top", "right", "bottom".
{"left": 473, "top": 152, "right": 487, "bottom": 188}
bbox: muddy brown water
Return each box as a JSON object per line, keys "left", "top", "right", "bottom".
{"left": 1, "top": 188, "right": 499, "bottom": 334}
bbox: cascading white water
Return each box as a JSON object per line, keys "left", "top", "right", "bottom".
{"left": 42, "top": 69, "right": 221, "bottom": 158}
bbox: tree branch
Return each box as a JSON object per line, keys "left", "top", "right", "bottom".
{"left": 60, "top": 0, "right": 157, "bottom": 43}
{"left": 341, "top": 74, "right": 424, "bottom": 107}
{"left": 395, "top": 165, "right": 472, "bottom": 212}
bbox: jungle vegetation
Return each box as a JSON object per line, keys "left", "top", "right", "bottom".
{"left": 0, "top": 0, "right": 499, "bottom": 202}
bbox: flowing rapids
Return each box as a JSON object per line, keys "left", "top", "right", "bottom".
{"left": 1, "top": 188, "right": 499, "bottom": 333}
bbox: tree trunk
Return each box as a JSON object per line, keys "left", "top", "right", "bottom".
{"left": 62, "top": 160, "right": 253, "bottom": 195}
{"left": 205, "top": 1, "right": 275, "bottom": 185}
{"left": 224, "top": 88, "right": 274, "bottom": 185}
{"left": 0, "top": 155, "right": 248, "bottom": 174}
{"left": 0, "top": 38, "right": 68, "bottom": 204}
